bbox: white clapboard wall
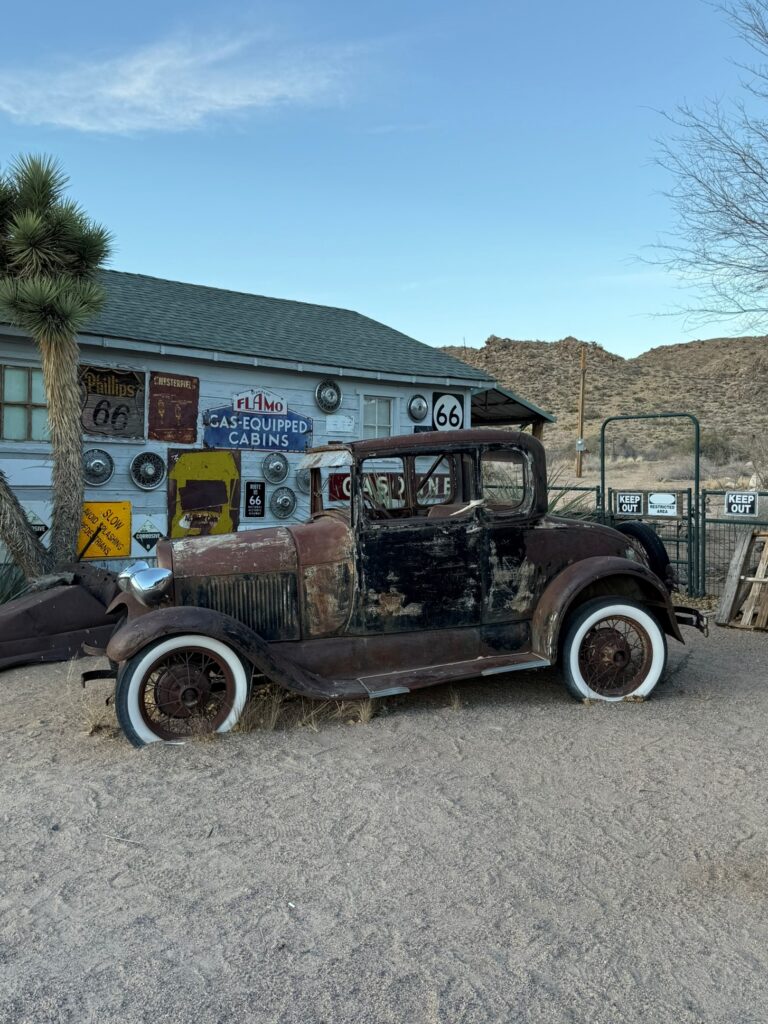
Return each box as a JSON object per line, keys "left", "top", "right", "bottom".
{"left": 0, "top": 332, "right": 474, "bottom": 565}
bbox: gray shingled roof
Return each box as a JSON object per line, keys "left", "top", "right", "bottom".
{"left": 77, "top": 270, "right": 492, "bottom": 382}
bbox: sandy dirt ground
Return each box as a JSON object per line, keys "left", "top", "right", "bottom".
{"left": 2, "top": 626, "right": 768, "bottom": 1024}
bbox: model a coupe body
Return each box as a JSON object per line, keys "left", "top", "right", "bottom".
{"left": 104, "top": 429, "right": 706, "bottom": 746}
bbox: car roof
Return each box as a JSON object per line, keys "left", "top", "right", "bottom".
{"left": 308, "top": 428, "right": 538, "bottom": 459}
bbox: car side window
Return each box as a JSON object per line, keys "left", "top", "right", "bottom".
{"left": 481, "top": 449, "right": 528, "bottom": 512}
{"left": 414, "top": 454, "right": 456, "bottom": 508}
{"left": 359, "top": 457, "right": 408, "bottom": 520}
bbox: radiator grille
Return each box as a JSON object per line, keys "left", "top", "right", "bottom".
{"left": 177, "top": 573, "right": 300, "bottom": 641}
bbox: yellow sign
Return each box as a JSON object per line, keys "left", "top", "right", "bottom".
{"left": 77, "top": 502, "right": 132, "bottom": 559}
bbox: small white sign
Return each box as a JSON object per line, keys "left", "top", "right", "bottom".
{"left": 725, "top": 491, "right": 758, "bottom": 517}
{"left": 616, "top": 492, "right": 642, "bottom": 516}
{"left": 325, "top": 414, "right": 355, "bottom": 434}
{"left": 647, "top": 492, "right": 678, "bottom": 518}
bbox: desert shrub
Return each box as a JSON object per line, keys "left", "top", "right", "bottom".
{"left": 658, "top": 462, "right": 695, "bottom": 481}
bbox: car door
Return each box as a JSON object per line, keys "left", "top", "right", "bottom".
{"left": 354, "top": 452, "right": 483, "bottom": 634}
{"left": 480, "top": 446, "right": 541, "bottom": 647}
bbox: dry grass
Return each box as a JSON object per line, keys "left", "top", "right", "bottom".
{"left": 235, "top": 684, "right": 383, "bottom": 734}
{"left": 66, "top": 658, "right": 120, "bottom": 738}
{"left": 447, "top": 686, "right": 462, "bottom": 711}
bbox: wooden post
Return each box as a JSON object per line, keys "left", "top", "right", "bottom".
{"left": 575, "top": 345, "right": 587, "bottom": 478}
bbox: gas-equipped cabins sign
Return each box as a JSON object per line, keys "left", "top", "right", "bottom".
{"left": 203, "top": 388, "right": 312, "bottom": 452}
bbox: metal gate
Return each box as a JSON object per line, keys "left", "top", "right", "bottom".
{"left": 605, "top": 486, "right": 698, "bottom": 594}
{"left": 599, "top": 413, "right": 702, "bottom": 596}
{"left": 700, "top": 489, "right": 768, "bottom": 597}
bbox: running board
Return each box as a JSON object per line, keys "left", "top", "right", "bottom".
{"left": 352, "top": 652, "right": 552, "bottom": 698}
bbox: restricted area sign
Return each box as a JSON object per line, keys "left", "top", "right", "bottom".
{"left": 77, "top": 502, "right": 132, "bottom": 559}
{"left": 725, "top": 491, "right": 758, "bottom": 517}
{"left": 647, "top": 492, "right": 679, "bottom": 518}
{"left": 615, "top": 492, "right": 642, "bottom": 515}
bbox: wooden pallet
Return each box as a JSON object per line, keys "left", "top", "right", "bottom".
{"left": 716, "top": 530, "right": 768, "bottom": 629}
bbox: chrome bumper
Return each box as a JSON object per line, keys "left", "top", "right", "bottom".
{"left": 674, "top": 606, "right": 709, "bottom": 637}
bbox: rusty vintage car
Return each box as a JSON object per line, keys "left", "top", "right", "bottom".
{"left": 100, "top": 429, "right": 706, "bottom": 746}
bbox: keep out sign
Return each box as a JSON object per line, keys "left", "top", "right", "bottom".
{"left": 615, "top": 492, "right": 642, "bottom": 515}
{"left": 725, "top": 491, "right": 758, "bottom": 516}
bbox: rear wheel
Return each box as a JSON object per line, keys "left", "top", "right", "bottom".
{"left": 115, "top": 634, "right": 250, "bottom": 747}
{"left": 561, "top": 598, "right": 667, "bottom": 702}
{"left": 615, "top": 521, "right": 672, "bottom": 589}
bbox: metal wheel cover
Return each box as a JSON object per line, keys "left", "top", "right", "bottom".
{"left": 138, "top": 647, "right": 236, "bottom": 740}
{"left": 577, "top": 616, "right": 653, "bottom": 697}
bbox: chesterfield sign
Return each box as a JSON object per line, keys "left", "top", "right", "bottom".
{"left": 202, "top": 405, "right": 313, "bottom": 452}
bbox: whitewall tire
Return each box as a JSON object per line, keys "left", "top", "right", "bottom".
{"left": 115, "top": 634, "right": 250, "bottom": 748}
{"left": 561, "top": 598, "right": 667, "bottom": 703}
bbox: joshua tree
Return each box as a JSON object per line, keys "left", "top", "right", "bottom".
{"left": 0, "top": 155, "right": 112, "bottom": 575}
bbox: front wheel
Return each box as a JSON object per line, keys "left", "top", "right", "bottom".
{"left": 561, "top": 598, "right": 667, "bottom": 702}
{"left": 115, "top": 634, "right": 250, "bottom": 747}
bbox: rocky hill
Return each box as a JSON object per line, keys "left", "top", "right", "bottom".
{"left": 441, "top": 335, "right": 768, "bottom": 462}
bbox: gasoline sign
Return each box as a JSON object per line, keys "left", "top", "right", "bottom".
{"left": 615, "top": 492, "right": 642, "bottom": 516}
{"left": 77, "top": 502, "right": 132, "bottom": 559}
{"left": 647, "top": 492, "right": 679, "bottom": 518}
{"left": 725, "top": 491, "right": 758, "bottom": 517}
{"left": 244, "top": 481, "right": 266, "bottom": 518}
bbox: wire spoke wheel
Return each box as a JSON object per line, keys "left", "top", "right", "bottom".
{"left": 561, "top": 598, "right": 667, "bottom": 703}
{"left": 577, "top": 616, "right": 653, "bottom": 697}
{"left": 139, "top": 647, "right": 236, "bottom": 740}
{"left": 116, "top": 635, "right": 250, "bottom": 747}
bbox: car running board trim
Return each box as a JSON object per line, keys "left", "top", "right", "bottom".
{"left": 481, "top": 657, "right": 551, "bottom": 676}
{"left": 355, "top": 652, "right": 552, "bottom": 698}
{"left": 364, "top": 686, "right": 412, "bottom": 699}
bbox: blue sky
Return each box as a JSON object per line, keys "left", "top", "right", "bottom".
{"left": 0, "top": 0, "right": 753, "bottom": 356}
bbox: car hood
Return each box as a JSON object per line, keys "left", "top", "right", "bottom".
{"left": 157, "top": 515, "right": 353, "bottom": 579}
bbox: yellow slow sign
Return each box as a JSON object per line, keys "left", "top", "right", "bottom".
{"left": 77, "top": 502, "right": 132, "bottom": 559}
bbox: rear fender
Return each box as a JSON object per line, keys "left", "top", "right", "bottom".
{"left": 531, "top": 557, "right": 684, "bottom": 663}
{"left": 105, "top": 605, "right": 367, "bottom": 699}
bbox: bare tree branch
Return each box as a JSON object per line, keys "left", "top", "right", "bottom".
{"left": 652, "top": 1, "right": 768, "bottom": 330}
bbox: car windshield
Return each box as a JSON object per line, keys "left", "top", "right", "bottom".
{"left": 314, "top": 450, "right": 476, "bottom": 519}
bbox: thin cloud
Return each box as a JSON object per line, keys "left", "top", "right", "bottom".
{"left": 0, "top": 35, "right": 351, "bottom": 133}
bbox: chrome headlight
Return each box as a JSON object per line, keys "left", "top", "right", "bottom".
{"left": 118, "top": 561, "right": 173, "bottom": 607}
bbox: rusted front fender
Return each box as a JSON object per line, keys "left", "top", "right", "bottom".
{"left": 531, "top": 557, "right": 684, "bottom": 664}
{"left": 106, "top": 605, "right": 368, "bottom": 699}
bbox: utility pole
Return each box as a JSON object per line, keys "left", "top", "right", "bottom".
{"left": 575, "top": 344, "right": 587, "bottom": 478}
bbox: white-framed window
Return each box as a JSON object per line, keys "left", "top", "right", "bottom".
{"left": 362, "top": 396, "right": 392, "bottom": 439}
{"left": 1, "top": 365, "right": 49, "bottom": 441}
